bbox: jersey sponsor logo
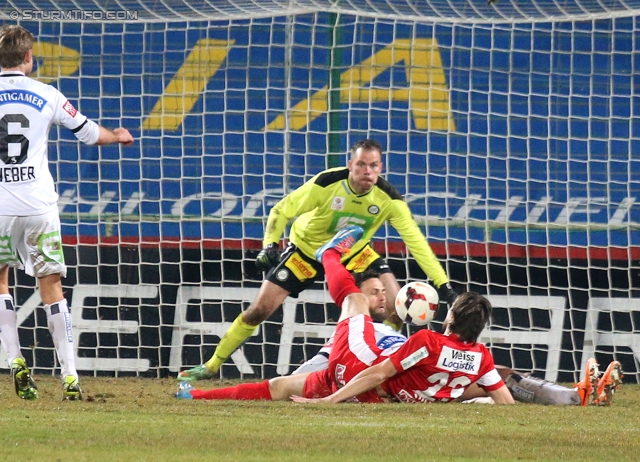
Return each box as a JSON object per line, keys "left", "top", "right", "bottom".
{"left": 345, "top": 246, "right": 377, "bottom": 272}
{"left": 64, "top": 312, "right": 73, "bottom": 342}
{"left": 0, "top": 166, "right": 35, "bottom": 182}
{"left": 0, "top": 90, "right": 47, "bottom": 112}
{"left": 330, "top": 213, "right": 374, "bottom": 234}
{"left": 377, "top": 335, "right": 406, "bottom": 350}
{"left": 331, "top": 196, "right": 345, "bottom": 211}
{"left": 276, "top": 268, "right": 289, "bottom": 281}
{"left": 512, "top": 385, "right": 535, "bottom": 403}
{"left": 368, "top": 205, "right": 380, "bottom": 215}
{"left": 400, "top": 346, "right": 429, "bottom": 370}
{"left": 284, "top": 251, "right": 317, "bottom": 281}
{"left": 62, "top": 100, "right": 78, "bottom": 117}
{"left": 436, "top": 346, "right": 482, "bottom": 375}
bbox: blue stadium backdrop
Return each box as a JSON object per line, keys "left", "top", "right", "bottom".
{"left": 25, "top": 18, "right": 639, "bottom": 247}
{"left": 2, "top": 14, "right": 639, "bottom": 381}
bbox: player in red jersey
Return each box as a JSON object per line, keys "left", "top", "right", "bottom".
{"left": 292, "top": 290, "right": 514, "bottom": 405}
{"left": 175, "top": 227, "right": 391, "bottom": 401}
{"left": 177, "top": 227, "right": 512, "bottom": 405}
{"left": 177, "top": 227, "right": 618, "bottom": 405}
{"left": 175, "top": 266, "right": 388, "bottom": 402}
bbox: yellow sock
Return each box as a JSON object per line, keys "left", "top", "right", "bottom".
{"left": 204, "top": 314, "right": 258, "bottom": 373}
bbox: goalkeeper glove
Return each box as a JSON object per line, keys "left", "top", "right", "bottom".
{"left": 256, "top": 243, "right": 281, "bottom": 271}
{"left": 437, "top": 283, "right": 458, "bottom": 307}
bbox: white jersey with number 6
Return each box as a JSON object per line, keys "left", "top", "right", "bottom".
{"left": 0, "top": 71, "right": 100, "bottom": 216}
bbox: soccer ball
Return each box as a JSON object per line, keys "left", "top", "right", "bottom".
{"left": 395, "top": 281, "right": 440, "bottom": 326}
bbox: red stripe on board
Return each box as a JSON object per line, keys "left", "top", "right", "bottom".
{"left": 61, "top": 236, "right": 639, "bottom": 260}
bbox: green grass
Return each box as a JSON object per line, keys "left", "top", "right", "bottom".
{"left": 0, "top": 375, "right": 638, "bottom": 461}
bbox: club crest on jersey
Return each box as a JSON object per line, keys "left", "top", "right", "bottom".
{"left": 368, "top": 205, "right": 380, "bottom": 215}
{"left": 436, "top": 346, "right": 482, "bottom": 375}
{"left": 335, "top": 363, "right": 347, "bottom": 387}
{"left": 395, "top": 389, "right": 419, "bottom": 403}
{"left": 62, "top": 99, "right": 78, "bottom": 117}
{"left": 331, "top": 196, "right": 345, "bottom": 211}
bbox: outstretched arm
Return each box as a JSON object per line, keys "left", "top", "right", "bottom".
{"left": 388, "top": 200, "right": 449, "bottom": 288}
{"left": 95, "top": 126, "right": 134, "bottom": 146}
{"left": 292, "top": 358, "right": 397, "bottom": 404}
{"left": 262, "top": 178, "right": 321, "bottom": 247}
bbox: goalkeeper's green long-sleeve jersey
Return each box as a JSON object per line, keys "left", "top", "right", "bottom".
{"left": 263, "top": 167, "right": 449, "bottom": 288}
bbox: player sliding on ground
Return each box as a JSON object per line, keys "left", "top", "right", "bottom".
{"left": 176, "top": 274, "right": 402, "bottom": 400}
{"left": 290, "top": 268, "right": 407, "bottom": 375}
{"left": 292, "top": 228, "right": 514, "bottom": 404}
{"left": 287, "top": 283, "right": 623, "bottom": 406}
{"left": 293, "top": 229, "right": 620, "bottom": 406}
{"left": 290, "top": 287, "right": 623, "bottom": 407}
{"left": 178, "top": 139, "right": 458, "bottom": 381}
{"left": 176, "top": 226, "right": 514, "bottom": 404}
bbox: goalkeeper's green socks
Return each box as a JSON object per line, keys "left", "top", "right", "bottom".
{"left": 204, "top": 314, "right": 258, "bottom": 373}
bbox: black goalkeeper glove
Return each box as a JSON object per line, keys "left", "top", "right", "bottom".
{"left": 256, "top": 243, "right": 281, "bottom": 271}
{"left": 437, "top": 283, "right": 458, "bottom": 307}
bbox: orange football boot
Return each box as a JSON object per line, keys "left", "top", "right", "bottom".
{"left": 594, "top": 361, "right": 623, "bottom": 406}
{"left": 574, "top": 357, "right": 599, "bottom": 406}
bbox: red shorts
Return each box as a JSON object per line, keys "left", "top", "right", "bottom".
{"left": 303, "top": 314, "right": 385, "bottom": 403}
{"left": 303, "top": 369, "right": 333, "bottom": 398}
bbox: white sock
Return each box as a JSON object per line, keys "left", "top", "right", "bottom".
{"left": 0, "top": 294, "right": 23, "bottom": 364}
{"left": 44, "top": 299, "right": 77, "bottom": 380}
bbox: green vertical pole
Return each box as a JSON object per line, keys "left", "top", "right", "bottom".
{"left": 327, "top": 12, "right": 342, "bottom": 168}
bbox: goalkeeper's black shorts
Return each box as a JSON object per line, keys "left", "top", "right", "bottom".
{"left": 265, "top": 242, "right": 391, "bottom": 297}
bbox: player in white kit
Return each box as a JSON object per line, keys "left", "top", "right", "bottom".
{"left": 0, "top": 25, "right": 133, "bottom": 400}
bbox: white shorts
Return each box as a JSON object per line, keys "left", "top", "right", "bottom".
{"left": 0, "top": 207, "right": 67, "bottom": 278}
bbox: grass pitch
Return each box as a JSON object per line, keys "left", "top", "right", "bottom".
{"left": 0, "top": 375, "right": 638, "bottom": 461}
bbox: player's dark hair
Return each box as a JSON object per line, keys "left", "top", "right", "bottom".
{"left": 350, "top": 139, "right": 383, "bottom": 158}
{"left": 447, "top": 291, "right": 492, "bottom": 344}
{"left": 0, "top": 25, "right": 34, "bottom": 68}
{"left": 353, "top": 269, "right": 381, "bottom": 289}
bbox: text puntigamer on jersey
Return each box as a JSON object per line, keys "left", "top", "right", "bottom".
{"left": 0, "top": 90, "right": 46, "bottom": 111}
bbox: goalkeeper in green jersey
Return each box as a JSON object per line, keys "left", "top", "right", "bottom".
{"left": 177, "top": 138, "right": 457, "bottom": 381}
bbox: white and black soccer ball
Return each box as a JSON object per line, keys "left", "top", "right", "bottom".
{"left": 395, "top": 281, "right": 439, "bottom": 326}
